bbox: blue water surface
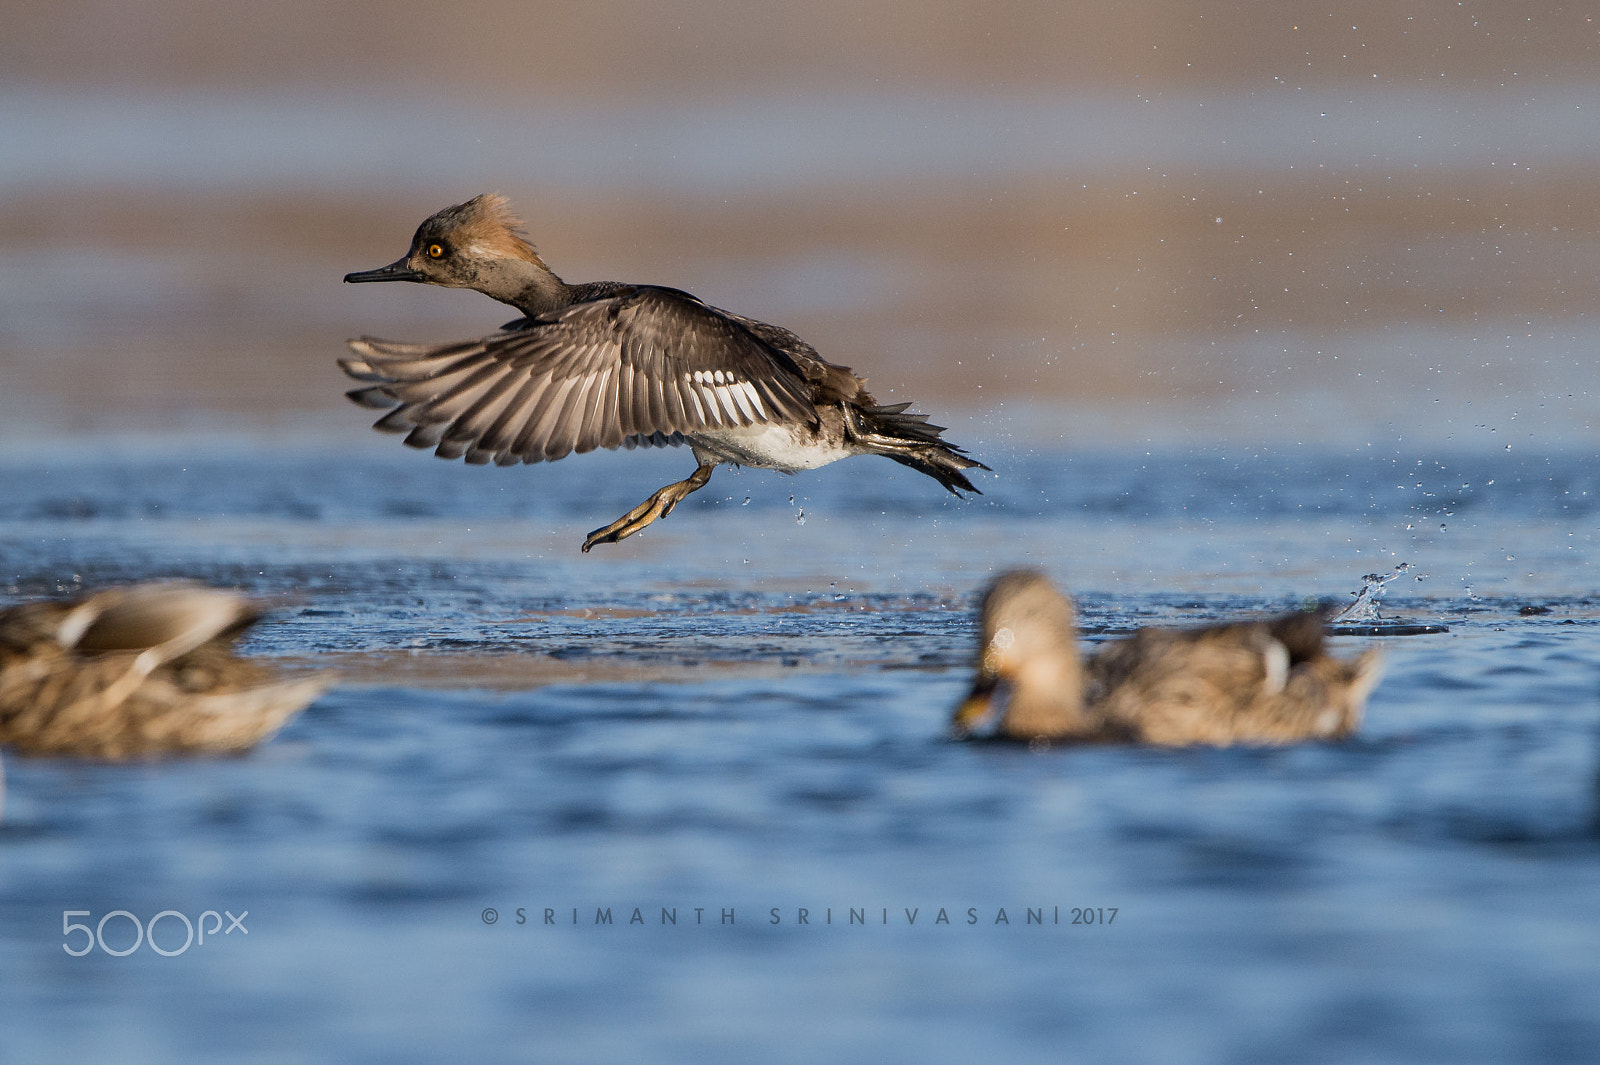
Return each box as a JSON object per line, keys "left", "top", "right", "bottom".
{"left": 0, "top": 439, "right": 1597, "bottom": 1064}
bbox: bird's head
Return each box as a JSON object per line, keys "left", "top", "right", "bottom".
{"left": 344, "top": 193, "right": 552, "bottom": 298}
{"left": 952, "top": 568, "right": 1081, "bottom": 737}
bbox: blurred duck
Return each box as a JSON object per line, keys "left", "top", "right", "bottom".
{"left": 954, "top": 570, "right": 1382, "bottom": 746}
{"left": 0, "top": 583, "right": 326, "bottom": 759}
{"left": 341, "top": 194, "right": 987, "bottom": 552}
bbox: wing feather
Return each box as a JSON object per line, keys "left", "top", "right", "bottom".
{"left": 615, "top": 358, "right": 637, "bottom": 440}
{"left": 341, "top": 286, "right": 822, "bottom": 466}
{"left": 544, "top": 375, "right": 591, "bottom": 461}
{"left": 512, "top": 374, "right": 578, "bottom": 461}
{"left": 480, "top": 374, "right": 545, "bottom": 460}
{"left": 572, "top": 365, "right": 610, "bottom": 454}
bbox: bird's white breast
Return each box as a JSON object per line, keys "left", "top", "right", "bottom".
{"left": 689, "top": 423, "right": 858, "bottom": 472}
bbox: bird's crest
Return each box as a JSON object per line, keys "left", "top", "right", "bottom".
{"left": 430, "top": 193, "right": 544, "bottom": 265}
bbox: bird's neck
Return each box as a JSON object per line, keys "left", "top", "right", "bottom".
{"left": 1004, "top": 654, "right": 1095, "bottom": 740}
{"left": 474, "top": 255, "right": 572, "bottom": 317}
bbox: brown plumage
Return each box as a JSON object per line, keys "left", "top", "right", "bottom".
{"left": 953, "top": 570, "right": 1382, "bottom": 746}
{"left": 0, "top": 583, "right": 327, "bottom": 759}
{"left": 342, "top": 194, "right": 988, "bottom": 551}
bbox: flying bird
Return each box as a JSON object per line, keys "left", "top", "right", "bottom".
{"left": 341, "top": 194, "right": 987, "bottom": 552}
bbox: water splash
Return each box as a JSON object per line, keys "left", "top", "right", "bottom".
{"left": 1331, "top": 563, "right": 1412, "bottom": 623}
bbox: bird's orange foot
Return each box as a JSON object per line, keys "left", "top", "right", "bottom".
{"left": 580, "top": 464, "right": 715, "bottom": 552}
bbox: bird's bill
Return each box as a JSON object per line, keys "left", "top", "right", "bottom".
{"left": 951, "top": 674, "right": 1000, "bottom": 736}
{"left": 343, "top": 257, "right": 425, "bottom": 284}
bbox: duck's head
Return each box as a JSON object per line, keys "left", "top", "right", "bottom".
{"left": 952, "top": 569, "right": 1085, "bottom": 738}
{"left": 344, "top": 194, "right": 561, "bottom": 310}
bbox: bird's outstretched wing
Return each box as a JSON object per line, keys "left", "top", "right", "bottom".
{"left": 341, "top": 286, "right": 819, "bottom": 465}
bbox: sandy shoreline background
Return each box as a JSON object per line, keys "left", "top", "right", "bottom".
{"left": 6, "top": 2, "right": 1593, "bottom": 94}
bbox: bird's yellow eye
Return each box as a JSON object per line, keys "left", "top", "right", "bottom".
{"left": 427, "top": 243, "right": 445, "bottom": 259}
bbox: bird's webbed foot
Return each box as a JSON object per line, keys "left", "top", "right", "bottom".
{"left": 581, "top": 462, "right": 716, "bottom": 552}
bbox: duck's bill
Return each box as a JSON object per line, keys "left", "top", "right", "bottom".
{"left": 344, "top": 258, "right": 425, "bottom": 284}
{"left": 951, "top": 675, "right": 999, "bottom": 737}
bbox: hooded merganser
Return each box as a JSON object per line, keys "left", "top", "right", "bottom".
{"left": 954, "top": 570, "right": 1382, "bottom": 746}
{"left": 0, "top": 583, "right": 326, "bottom": 759}
{"left": 341, "top": 194, "right": 989, "bottom": 552}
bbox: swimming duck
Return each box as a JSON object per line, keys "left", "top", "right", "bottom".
{"left": 0, "top": 583, "right": 326, "bottom": 759}
{"left": 953, "top": 570, "right": 1382, "bottom": 745}
{"left": 341, "top": 194, "right": 988, "bottom": 552}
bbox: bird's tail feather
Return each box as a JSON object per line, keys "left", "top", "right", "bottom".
{"left": 858, "top": 403, "right": 990, "bottom": 495}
